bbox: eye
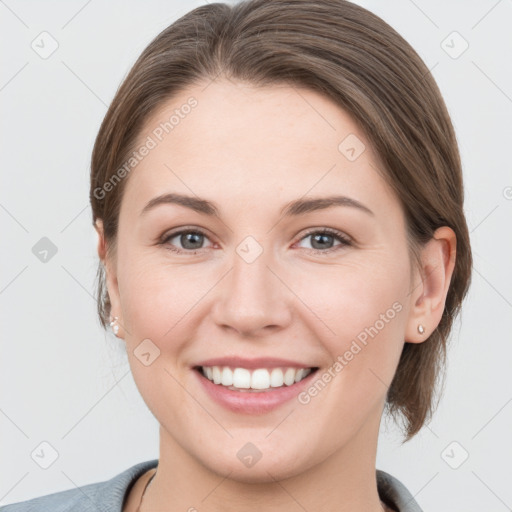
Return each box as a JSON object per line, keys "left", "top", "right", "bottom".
{"left": 295, "top": 228, "right": 352, "bottom": 255}
{"left": 159, "top": 227, "right": 352, "bottom": 255}
{"left": 160, "top": 228, "right": 213, "bottom": 254}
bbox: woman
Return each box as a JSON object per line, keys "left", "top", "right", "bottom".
{"left": 1, "top": 0, "right": 472, "bottom": 510}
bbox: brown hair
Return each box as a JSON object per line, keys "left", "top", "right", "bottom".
{"left": 89, "top": 0, "right": 472, "bottom": 442}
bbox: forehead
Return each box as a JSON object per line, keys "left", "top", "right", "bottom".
{"left": 122, "top": 79, "right": 398, "bottom": 218}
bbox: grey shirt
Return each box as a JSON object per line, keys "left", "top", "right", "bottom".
{"left": 0, "top": 459, "right": 423, "bottom": 511}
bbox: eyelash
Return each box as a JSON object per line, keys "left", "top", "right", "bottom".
{"left": 159, "top": 227, "right": 352, "bottom": 256}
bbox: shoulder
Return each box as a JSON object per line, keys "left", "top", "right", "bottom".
{"left": 0, "top": 459, "right": 159, "bottom": 512}
{"left": 376, "top": 469, "right": 423, "bottom": 512}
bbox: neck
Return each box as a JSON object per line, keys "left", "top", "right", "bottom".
{"left": 143, "top": 412, "right": 388, "bottom": 512}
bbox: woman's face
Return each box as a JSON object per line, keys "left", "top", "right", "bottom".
{"left": 104, "top": 80, "right": 422, "bottom": 481}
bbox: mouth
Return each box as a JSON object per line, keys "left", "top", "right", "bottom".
{"left": 193, "top": 365, "right": 319, "bottom": 393}
{"left": 191, "top": 356, "right": 321, "bottom": 413}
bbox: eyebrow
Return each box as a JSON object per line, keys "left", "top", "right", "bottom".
{"left": 140, "top": 193, "right": 374, "bottom": 218}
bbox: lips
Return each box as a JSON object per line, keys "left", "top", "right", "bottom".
{"left": 191, "top": 357, "right": 319, "bottom": 413}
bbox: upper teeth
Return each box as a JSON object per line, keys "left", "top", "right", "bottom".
{"left": 201, "top": 366, "right": 312, "bottom": 390}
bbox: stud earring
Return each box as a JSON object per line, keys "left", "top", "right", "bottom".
{"left": 109, "top": 316, "right": 119, "bottom": 335}
{"left": 417, "top": 324, "right": 425, "bottom": 335}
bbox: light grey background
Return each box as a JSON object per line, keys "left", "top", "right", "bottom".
{"left": 1, "top": 0, "right": 511, "bottom": 510}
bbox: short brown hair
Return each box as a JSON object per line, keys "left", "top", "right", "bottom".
{"left": 89, "top": 0, "right": 472, "bottom": 442}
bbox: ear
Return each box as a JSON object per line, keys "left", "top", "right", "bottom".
{"left": 405, "top": 226, "right": 457, "bottom": 343}
{"left": 94, "top": 219, "right": 125, "bottom": 338}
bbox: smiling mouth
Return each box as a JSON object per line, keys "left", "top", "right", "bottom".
{"left": 194, "top": 365, "right": 319, "bottom": 392}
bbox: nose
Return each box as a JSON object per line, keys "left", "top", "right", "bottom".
{"left": 211, "top": 248, "right": 292, "bottom": 338}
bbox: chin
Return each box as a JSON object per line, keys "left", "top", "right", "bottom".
{"left": 197, "top": 445, "right": 313, "bottom": 484}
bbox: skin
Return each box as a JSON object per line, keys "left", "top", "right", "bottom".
{"left": 95, "top": 79, "right": 456, "bottom": 512}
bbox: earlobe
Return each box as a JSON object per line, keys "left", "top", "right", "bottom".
{"left": 109, "top": 316, "right": 121, "bottom": 336}
{"left": 405, "top": 226, "right": 457, "bottom": 343}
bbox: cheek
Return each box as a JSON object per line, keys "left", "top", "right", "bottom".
{"left": 289, "top": 259, "right": 409, "bottom": 411}
{"left": 116, "top": 244, "right": 198, "bottom": 338}
{"left": 294, "top": 257, "right": 408, "bottom": 338}
{"left": 117, "top": 256, "right": 195, "bottom": 413}
{"left": 290, "top": 264, "right": 408, "bottom": 433}
{"left": 122, "top": 264, "right": 195, "bottom": 344}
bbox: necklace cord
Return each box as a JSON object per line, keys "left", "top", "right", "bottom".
{"left": 135, "top": 470, "right": 391, "bottom": 512}
{"left": 136, "top": 471, "right": 156, "bottom": 512}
